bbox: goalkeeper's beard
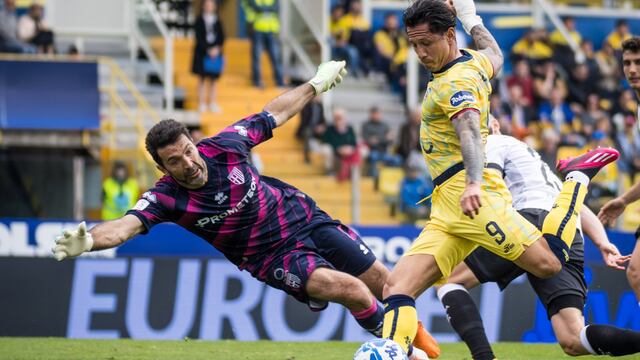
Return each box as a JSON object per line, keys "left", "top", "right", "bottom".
{"left": 168, "top": 161, "right": 208, "bottom": 189}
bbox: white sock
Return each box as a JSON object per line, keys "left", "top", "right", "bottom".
{"left": 579, "top": 325, "right": 597, "bottom": 355}
{"left": 565, "top": 171, "right": 590, "bottom": 187}
{"left": 436, "top": 283, "right": 468, "bottom": 302}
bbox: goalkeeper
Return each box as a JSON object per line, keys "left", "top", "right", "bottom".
{"left": 52, "top": 61, "right": 439, "bottom": 359}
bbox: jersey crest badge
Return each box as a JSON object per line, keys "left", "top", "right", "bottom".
{"left": 228, "top": 167, "right": 245, "bottom": 185}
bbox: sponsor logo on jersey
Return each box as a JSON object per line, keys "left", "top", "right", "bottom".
{"left": 449, "top": 91, "right": 476, "bottom": 107}
{"left": 234, "top": 125, "right": 248, "bottom": 137}
{"left": 228, "top": 167, "right": 245, "bottom": 185}
{"left": 214, "top": 192, "right": 228, "bottom": 205}
{"left": 142, "top": 191, "right": 157, "bottom": 203}
{"left": 195, "top": 177, "right": 257, "bottom": 227}
{"left": 132, "top": 199, "right": 150, "bottom": 211}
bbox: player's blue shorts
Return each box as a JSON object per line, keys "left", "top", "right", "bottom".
{"left": 243, "top": 209, "right": 376, "bottom": 310}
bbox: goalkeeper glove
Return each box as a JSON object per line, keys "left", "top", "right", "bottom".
{"left": 308, "top": 60, "right": 347, "bottom": 95}
{"left": 52, "top": 221, "right": 94, "bottom": 261}
{"left": 452, "top": 0, "right": 483, "bottom": 35}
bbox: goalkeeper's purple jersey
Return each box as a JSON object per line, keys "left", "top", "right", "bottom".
{"left": 127, "top": 112, "right": 325, "bottom": 266}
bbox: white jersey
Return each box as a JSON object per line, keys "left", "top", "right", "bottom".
{"left": 486, "top": 134, "right": 562, "bottom": 211}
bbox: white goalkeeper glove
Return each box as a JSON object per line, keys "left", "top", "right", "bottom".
{"left": 308, "top": 60, "right": 347, "bottom": 95}
{"left": 52, "top": 221, "right": 94, "bottom": 261}
{"left": 452, "top": 0, "right": 483, "bottom": 35}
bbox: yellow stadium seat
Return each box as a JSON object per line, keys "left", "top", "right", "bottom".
{"left": 377, "top": 166, "right": 406, "bottom": 217}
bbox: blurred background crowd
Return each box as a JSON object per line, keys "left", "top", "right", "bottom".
{"left": 1, "top": 0, "right": 639, "bottom": 228}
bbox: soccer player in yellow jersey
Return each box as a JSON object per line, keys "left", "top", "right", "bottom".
{"left": 381, "top": 1, "right": 619, "bottom": 359}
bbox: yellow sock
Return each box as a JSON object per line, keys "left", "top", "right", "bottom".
{"left": 382, "top": 295, "right": 418, "bottom": 354}
{"left": 542, "top": 180, "right": 587, "bottom": 248}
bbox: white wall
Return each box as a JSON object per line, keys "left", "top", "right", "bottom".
{"left": 46, "top": 0, "right": 131, "bottom": 36}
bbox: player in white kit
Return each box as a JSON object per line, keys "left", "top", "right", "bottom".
{"left": 436, "top": 118, "right": 639, "bottom": 359}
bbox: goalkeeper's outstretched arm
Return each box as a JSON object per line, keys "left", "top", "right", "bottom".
{"left": 264, "top": 60, "right": 347, "bottom": 127}
{"left": 52, "top": 214, "right": 145, "bottom": 261}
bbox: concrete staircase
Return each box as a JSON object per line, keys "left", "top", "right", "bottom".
{"left": 168, "top": 37, "right": 401, "bottom": 225}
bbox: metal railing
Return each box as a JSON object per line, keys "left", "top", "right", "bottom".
{"left": 99, "top": 56, "right": 162, "bottom": 189}
{"left": 133, "top": 0, "right": 175, "bottom": 112}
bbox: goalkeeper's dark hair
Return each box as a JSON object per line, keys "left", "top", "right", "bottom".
{"left": 403, "top": 0, "right": 456, "bottom": 35}
{"left": 622, "top": 37, "right": 640, "bottom": 54}
{"left": 145, "top": 119, "right": 192, "bottom": 166}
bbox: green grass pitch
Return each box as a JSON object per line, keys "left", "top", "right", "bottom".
{"left": 1, "top": 338, "right": 639, "bottom": 359}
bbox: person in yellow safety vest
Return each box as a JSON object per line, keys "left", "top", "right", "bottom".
{"left": 242, "top": 0, "right": 284, "bottom": 88}
{"left": 101, "top": 161, "right": 139, "bottom": 221}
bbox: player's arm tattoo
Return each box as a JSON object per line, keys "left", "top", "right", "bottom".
{"left": 470, "top": 24, "right": 503, "bottom": 76}
{"left": 453, "top": 110, "right": 484, "bottom": 183}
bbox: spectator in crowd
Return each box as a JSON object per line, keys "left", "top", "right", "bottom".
{"left": 502, "top": 84, "right": 536, "bottom": 139}
{"left": 0, "top": 0, "right": 35, "bottom": 53}
{"left": 330, "top": 4, "right": 360, "bottom": 76}
{"left": 17, "top": 3, "right": 54, "bottom": 54}
{"left": 506, "top": 58, "right": 535, "bottom": 106}
{"left": 612, "top": 89, "right": 637, "bottom": 129}
{"left": 550, "top": 16, "right": 582, "bottom": 72}
{"left": 192, "top": 0, "right": 225, "bottom": 113}
{"left": 539, "top": 87, "right": 574, "bottom": 136}
{"left": 243, "top": 0, "right": 284, "bottom": 88}
{"left": 539, "top": 128, "right": 561, "bottom": 170}
{"left": 606, "top": 19, "right": 632, "bottom": 53}
{"left": 577, "top": 93, "right": 606, "bottom": 139}
{"left": 532, "top": 59, "right": 567, "bottom": 104}
{"left": 398, "top": 164, "right": 432, "bottom": 225}
{"left": 615, "top": 111, "right": 640, "bottom": 180}
{"left": 361, "top": 106, "right": 401, "bottom": 177}
{"left": 373, "top": 12, "right": 408, "bottom": 95}
{"left": 101, "top": 161, "right": 139, "bottom": 221}
{"left": 297, "top": 96, "right": 327, "bottom": 163}
{"left": 596, "top": 41, "right": 621, "bottom": 99}
{"left": 584, "top": 93, "right": 608, "bottom": 124}
{"left": 511, "top": 28, "right": 553, "bottom": 62}
{"left": 335, "top": 0, "right": 372, "bottom": 76}
{"left": 568, "top": 63, "right": 598, "bottom": 109}
{"left": 580, "top": 39, "right": 601, "bottom": 84}
{"left": 321, "top": 108, "right": 361, "bottom": 182}
{"left": 397, "top": 108, "right": 422, "bottom": 163}
{"left": 593, "top": 115, "right": 616, "bottom": 149}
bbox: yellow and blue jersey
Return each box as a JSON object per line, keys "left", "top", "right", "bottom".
{"left": 420, "top": 49, "right": 494, "bottom": 180}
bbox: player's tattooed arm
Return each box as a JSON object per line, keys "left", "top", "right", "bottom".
{"left": 89, "top": 214, "right": 145, "bottom": 251}
{"left": 470, "top": 25, "right": 503, "bottom": 77}
{"left": 453, "top": 110, "right": 484, "bottom": 184}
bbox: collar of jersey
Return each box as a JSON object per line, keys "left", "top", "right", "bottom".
{"left": 432, "top": 49, "right": 472, "bottom": 76}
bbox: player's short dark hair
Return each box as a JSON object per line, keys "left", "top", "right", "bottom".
{"left": 616, "top": 19, "right": 628, "bottom": 28}
{"left": 403, "top": 0, "right": 456, "bottom": 35}
{"left": 145, "top": 119, "right": 192, "bottom": 166}
{"left": 622, "top": 37, "right": 640, "bottom": 54}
